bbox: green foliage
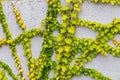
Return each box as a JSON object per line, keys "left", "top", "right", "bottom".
{"left": 0, "top": 0, "right": 120, "bottom": 80}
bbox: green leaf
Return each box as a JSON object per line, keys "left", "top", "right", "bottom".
{"left": 65, "top": 38, "right": 72, "bottom": 44}
{"left": 103, "top": 36, "right": 109, "bottom": 41}
{"left": 56, "top": 54, "right": 61, "bottom": 61}
{"left": 74, "top": 3, "right": 80, "bottom": 11}
{"left": 56, "top": 34, "right": 63, "bottom": 41}
{"left": 102, "top": 0, "right": 106, "bottom": 3}
{"left": 68, "top": 26, "right": 75, "bottom": 34}
{"left": 78, "top": 0, "right": 83, "bottom": 4}
{"left": 61, "top": 21, "right": 68, "bottom": 27}
{"left": 66, "top": 0, "right": 72, "bottom": 3}
{"left": 62, "top": 14, "right": 68, "bottom": 21}
{"left": 62, "top": 58, "right": 68, "bottom": 64}
{"left": 87, "top": 57, "right": 92, "bottom": 61}
{"left": 70, "top": 11, "right": 77, "bottom": 18}
{"left": 57, "top": 47, "right": 64, "bottom": 53}
{"left": 107, "top": 33, "right": 113, "bottom": 39}
{"left": 110, "top": 0, "right": 115, "bottom": 5}
{"left": 64, "top": 45, "right": 71, "bottom": 52}
{"left": 114, "top": 28, "right": 118, "bottom": 33}
{"left": 60, "top": 28, "right": 66, "bottom": 33}
{"left": 93, "top": 0, "right": 99, "bottom": 3}
{"left": 62, "top": 5, "right": 71, "bottom": 11}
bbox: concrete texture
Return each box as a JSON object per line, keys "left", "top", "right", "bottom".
{"left": 0, "top": 0, "right": 120, "bottom": 80}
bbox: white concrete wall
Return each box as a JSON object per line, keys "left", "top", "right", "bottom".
{"left": 0, "top": 0, "right": 120, "bottom": 80}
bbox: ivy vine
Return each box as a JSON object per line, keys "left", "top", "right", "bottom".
{"left": 0, "top": 0, "right": 120, "bottom": 80}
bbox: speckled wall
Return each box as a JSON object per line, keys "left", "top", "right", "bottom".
{"left": 0, "top": 0, "right": 120, "bottom": 80}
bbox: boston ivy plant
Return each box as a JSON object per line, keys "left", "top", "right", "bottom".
{"left": 0, "top": 0, "right": 120, "bottom": 80}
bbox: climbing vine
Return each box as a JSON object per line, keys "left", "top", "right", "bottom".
{"left": 0, "top": 0, "right": 120, "bottom": 80}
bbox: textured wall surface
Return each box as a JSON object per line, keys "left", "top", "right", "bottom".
{"left": 0, "top": 0, "right": 120, "bottom": 80}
